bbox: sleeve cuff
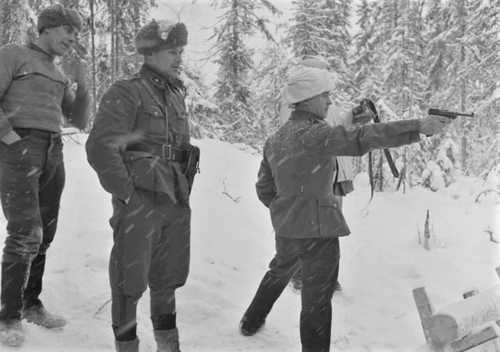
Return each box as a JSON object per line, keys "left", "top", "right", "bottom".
{"left": 116, "top": 181, "right": 135, "bottom": 203}
{"left": 0, "top": 123, "right": 14, "bottom": 141}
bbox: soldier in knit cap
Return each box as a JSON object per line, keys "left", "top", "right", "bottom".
{"left": 239, "top": 65, "right": 451, "bottom": 352}
{"left": 0, "top": 3, "right": 89, "bottom": 347}
{"left": 86, "top": 19, "right": 199, "bottom": 352}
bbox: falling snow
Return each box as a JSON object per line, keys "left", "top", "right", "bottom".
{"left": 0, "top": 135, "right": 497, "bottom": 351}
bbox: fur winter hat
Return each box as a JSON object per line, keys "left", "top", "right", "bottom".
{"left": 135, "top": 19, "right": 188, "bottom": 55}
{"left": 37, "top": 4, "right": 83, "bottom": 34}
{"left": 282, "top": 66, "right": 334, "bottom": 105}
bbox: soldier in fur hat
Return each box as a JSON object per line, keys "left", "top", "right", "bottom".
{"left": 86, "top": 19, "right": 199, "bottom": 352}
{"left": 0, "top": 3, "right": 89, "bottom": 347}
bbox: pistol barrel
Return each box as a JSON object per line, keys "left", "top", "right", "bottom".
{"left": 428, "top": 108, "right": 474, "bottom": 118}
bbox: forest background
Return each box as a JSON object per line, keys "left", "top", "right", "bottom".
{"left": 1, "top": 0, "right": 499, "bottom": 194}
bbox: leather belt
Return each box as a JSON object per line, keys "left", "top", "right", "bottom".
{"left": 126, "top": 143, "right": 189, "bottom": 163}
{"left": 14, "top": 127, "right": 59, "bottom": 139}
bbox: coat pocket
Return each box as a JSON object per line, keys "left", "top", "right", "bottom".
{"left": 125, "top": 153, "right": 176, "bottom": 202}
{"left": 317, "top": 198, "right": 350, "bottom": 237}
{"left": 145, "top": 107, "right": 166, "bottom": 133}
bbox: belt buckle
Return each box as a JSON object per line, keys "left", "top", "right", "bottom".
{"left": 162, "top": 144, "right": 173, "bottom": 160}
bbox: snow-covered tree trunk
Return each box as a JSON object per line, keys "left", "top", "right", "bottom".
{"left": 0, "top": 0, "right": 31, "bottom": 45}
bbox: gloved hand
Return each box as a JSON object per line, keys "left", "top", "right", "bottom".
{"left": 351, "top": 98, "right": 377, "bottom": 124}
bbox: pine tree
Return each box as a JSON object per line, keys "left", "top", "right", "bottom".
{"left": 321, "top": 0, "right": 354, "bottom": 109}
{"left": 182, "top": 63, "right": 219, "bottom": 139}
{"left": 423, "top": 0, "right": 447, "bottom": 103}
{"left": 460, "top": 0, "right": 500, "bottom": 176}
{"left": 287, "top": 0, "right": 324, "bottom": 57}
{"left": 251, "top": 41, "right": 292, "bottom": 144}
{"left": 287, "top": 0, "right": 354, "bottom": 109}
{"left": 321, "top": 0, "right": 351, "bottom": 73}
{"left": 210, "top": 0, "right": 280, "bottom": 143}
{"left": 352, "top": 0, "right": 375, "bottom": 99}
{"left": 0, "top": 0, "right": 33, "bottom": 45}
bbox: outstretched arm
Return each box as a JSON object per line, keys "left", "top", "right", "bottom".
{"left": 306, "top": 116, "right": 450, "bottom": 157}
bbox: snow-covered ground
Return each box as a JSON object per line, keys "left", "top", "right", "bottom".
{"left": 0, "top": 136, "right": 498, "bottom": 351}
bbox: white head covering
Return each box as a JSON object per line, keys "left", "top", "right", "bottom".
{"left": 277, "top": 57, "right": 354, "bottom": 183}
{"left": 279, "top": 58, "right": 334, "bottom": 125}
{"left": 282, "top": 66, "right": 334, "bottom": 105}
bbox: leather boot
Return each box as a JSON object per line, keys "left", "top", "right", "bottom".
{"left": 154, "top": 328, "right": 181, "bottom": 352}
{"left": 115, "top": 338, "right": 139, "bottom": 352}
{"left": 240, "top": 271, "right": 288, "bottom": 336}
{"left": 22, "top": 253, "right": 66, "bottom": 328}
{"left": 23, "top": 303, "right": 67, "bottom": 328}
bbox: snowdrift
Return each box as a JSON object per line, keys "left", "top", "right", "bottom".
{"left": 0, "top": 135, "right": 497, "bottom": 351}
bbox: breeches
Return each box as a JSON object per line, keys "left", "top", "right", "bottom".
{"left": 108, "top": 189, "right": 190, "bottom": 326}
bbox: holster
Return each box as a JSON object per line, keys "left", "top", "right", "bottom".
{"left": 333, "top": 180, "right": 354, "bottom": 196}
{"left": 184, "top": 145, "right": 200, "bottom": 192}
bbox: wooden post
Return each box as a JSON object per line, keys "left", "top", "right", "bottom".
{"left": 424, "top": 209, "right": 431, "bottom": 250}
{"left": 413, "top": 287, "right": 435, "bottom": 344}
{"left": 449, "top": 325, "right": 499, "bottom": 352}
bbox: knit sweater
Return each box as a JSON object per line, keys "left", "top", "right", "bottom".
{"left": 0, "top": 43, "right": 89, "bottom": 139}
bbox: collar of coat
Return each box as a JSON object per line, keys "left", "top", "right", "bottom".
{"left": 140, "top": 64, "right": 185, "bottom": 92}
{"left": 27, "top": 42, "right": 55, "bottom": 62}
{"left": 289, "top": 109, "right": 325, "bottom": 123}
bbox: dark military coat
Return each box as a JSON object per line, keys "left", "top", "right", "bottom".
{"left": 256, "top": 109, "right": 421, "bottom": 239}
{"left": 86, "top": 64, "right": 191, "bottom": 204}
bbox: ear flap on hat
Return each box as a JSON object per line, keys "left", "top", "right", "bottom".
{"left": 165, "top": 23, "right": 188, "bottom": 48}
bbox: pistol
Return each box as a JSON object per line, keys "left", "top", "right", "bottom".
{"left": 428, "top": 108, "right": 474, "bottom": 119}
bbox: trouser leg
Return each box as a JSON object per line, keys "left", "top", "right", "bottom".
{"left": 241, "top": 237, "right": 300, "bottom": 333}
{"left": 293, "top": 196, "right": 343, "bottom": 292}
{"left": 148, "top": 196, "right": 190, "bottom": 352}
{"left": 300, "top": 238, "right": 340, "bottom": 352}
{"left": 0, "top": 262, "right": 30, "bottom": 321}
{"left": 108, "top": 190, "right": 157, "bottom": 341}
{"left": 112, "top": 294, "right": 140, "bottom": 341}
{"left": 149, "top": 198, "right": 190, "bottom": 321}
{"left": 0, "top": 137, "right": 46, "bottom": 320}
{"left": 24, "top": 154, "right": 65, "bottom": 308}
